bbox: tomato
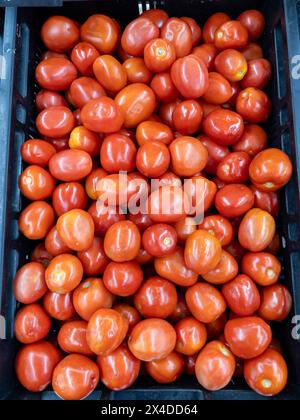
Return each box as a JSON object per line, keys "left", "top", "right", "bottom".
{"left": 47, "top": 136, "right": 70, "bottom": 152}
{"left": 192, "top": 44, "right": 217, "bottom": 71}
{"left": 232, "top": 124, "right": 267, "bottom": 156}
{"left": 244, "top": 349, "right": 288, "bottom": 396}
{"left": 144, "top": 38, "right": 176, "bottom": 73}
{"left": 43, "top": 291, "right": 76, "bottom": 321}
{"left": 249, "top": 148, "right": 293, "bottom": 192}
{"left": 69, "top": 126, "right": 101, "bottom": 157}
{"left": 134, "top": 277, "right": 177, "bottom": 319}
{"left": 36, "top": 106, "right": 75, "bottom": 139}
{"left": 102, "top": 261, "right": 143, "bottom": 297}
{"left": 136, "top": 121, "right": 173, "bottom": 147}
{"left": 217, "top": 151, "right": 251, "bottom": 184}
{"left": 19, "top": 201, "right": 55, "bottom": 240}
{"left": 88, "top": 202, "right": 126, "bottom": 236}
{"left": 195, "top": 341, "right": 235, "bottom": 391}
{"left": 71, "top": 42, "right": 100, "bottom": 76}
{"left": 241, "top": 252, "right": 281, "bottom": 287}
{"left": 222, "top": 275, "right": 261, "bottom": 317}
{"left": 19, "top": 165, "right": 55, "bottom": 201}
{"left": 237, "top": 87, "right": 272, "bottom": 123}
{"left": 13, "top": 262, "right": 47, "bottom": 304}
{"left": 241, "top": 42, "right": 263, "bottom": 61}
{"left": 202, "top": 73, "right": 232, "bottom": 105}
{"left": 100, "top": 134, "right": 137, "bottom": 173}
{"left": 141, "top": 9, "right": 169, "bottom": 29}
{"left": 41, "top": 16, "right": 79, "bottom": 52}
{"left": 21, "top": 139, "right": 56, "bottom": 167}
{"left": 168, "top": 295, "right": 191, "bottom": 324}
{"left": 77, "top": 237, "right": 109, "bottom": 277}
{"left": 113, "top": 304, "right": 142, "bottom": 335}
{"left": 85, "top": 168, "right": 108, "bottom": 200}
{"left": 265, "top": 231, "right": 281, "bottom": 255}
{"left": 81, "top": 97, "right": 124, "bottom": 133}
{"left": 250, "top": 186, "right": 280, "bottom": 217}
{"left": 146, "top": 352, "right": 184, "bottom": 384}
{"left": 148, "top": 186, "right": 190, "bottom": 223}
{"left": 123, "top": 57, "right": 153, "bottom": 84}
{"left": 86, "top": 308, "right": 128, "bottom": 355}
{"left": 158, "top": 171, "right": 182, "bottom": 189}
{"left": 171, "top": 55, "right": 209, "bottom": 99}
{"left": 202, "top": 109, "right": 244, "bottom": 146}
{"left": 172, "top": 101, "right": 203, "bottom": 135}
{"left": 45, "top": 254, "right": 83, "bottom": 294}
{"left": 128, "top": 213, "right": 152, "bottom": 234}
{"left": 80, "top": 14, "right": 119, "bottom": 54}
{"left": 69, "top": 77, "right": 106, "bottom": 109}
{"left": 198, "top": 215, "right": 234, "bottom": 246}
{"left": 214, "top": 49, "right": 248, "bottom": 82}
{"left": 142, "top": 224, "right": 177, "bottom": 258}
{"left": 238, "top": 10, "right": 266, "bottom": 42}
{"left": 15, "top": 341, "right": 61, "bottom": 392}
{"left": 73, "top": 278, "right": 113, "bottom": 321}
{"left": 97, "top": 343, "right": 140, "bottom": 391}
{"left": 186, "top": 282, "right": 226, "bottom": 324}
{"left": 198, "top": 135, "right": 229, "bottom": 175}
{"left": 258, "top": 284, "right": 292, "bottom": 322}
{"left": 224, "top": 317, "right": 272, "bottom": 359}
{"left": 214, "top": 21, "right": 249, "bottom": 50}
{"left": 57, "top": 209, "right": 94, "bottom": 252}
{"left": 45, "top": 226, "right": 72, "bottom": 256}
{"left": 121, "top": 17, "right": 159, "bottom": 57}
{"left": 203, "top": 13, "right": 230, "bottom": 44}
{"left": 41, "top": 51, "right": 68, "bottom": 60}
{"left": 215, "top": 184, "right": 254, "bottom": 218}
{"left": 58, "top": 320, "right": 93, "bottom": 356}
{"left": 104, "top": 221, "right": 141, "bottom": 262}
{"left": 115, "top": 83, "right": 156, "bottom": 128}
{"left": 184, "top": 354, "right": 198, "bottom": 376}
{"left": 49, "top": 150, "right": 92, "bottom": 182}
{"left": 181, "top": 17, "right": 202, "bottom": 47}
{"left": 175, "top": 317, "right": 207, "bottom": 356}
{"left": 161, "top": 18, "right": 192, "bottom": 58}
{"left": 225, "top": 240, "right": 247, "bottom": 263}
{"left": 52, "top": 182, "right": 87, "bottom": 216}
{"left": 52, "top": 354, "right": 99, "bottom": 400}
{"left": 93, "top": 55, "right": 127, "bottom": 93}
{"left": 202, "top": 250, "right": 239, "bottom": 285}
{"left": 170, "top": 136, "right": 207, "bottom": 175}
{"left": 36, "top": 90, "right": 68, "bottom": 112}
{"left": 174, "top": 217, "right": 197, "bottom": 245}
{"left": 151, "top": 72, "right": 179, "bottom": 103}
{"left": 14, "top": 303, "right": 51, "bottom": 344}
{"left": 206, "top": 312, "right": 228, "bottom": 341}
{"left": 29, "top": 243, "right": 52, "bottom": 267}
{"left": 185, "top": 176, "right": 217, "bottom": 215}
{"left": 241, "top": 59, "right": 272, "bottom": 89}
{"left": 35, "top": 58, "right": 77, "bottom": 91}
{"left": 238, "top": 209, "right": 275, "bottom": 252}
{"left": 128, "top": 318, "right": 176, "bottom": 361}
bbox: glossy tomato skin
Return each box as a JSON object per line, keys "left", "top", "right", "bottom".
{"left": 198, "top": 215, "right": 234, "bottom": 246}
{"left": 15, "top": 341, "right": 62, "bottom": 392}
{"left": 151, "top": 72, "right": 179, "bottom": 103}
{"left": 136, "top": 140, "right": 170, "bottom": 178}
{"left": 203, "top": 72, "right": 233, "bottom": 105}
{"left": 101, "top": 133, "right": 137, "bottom": 173}
{"left": 215, "top": 184, "right": 254, "bottom": 218}
{"left": 146, "top": 352, "right": 184, "bottom": 384}
{"left": 93, "top": 55, "right": 127, "bottom": 93}
{"left": 224, "top": 317, "right": 272, "bottom": 359}
{"left": 43, "top": 291, "right": 76, "bottom": 321}
{"left": 238, "top": 10, "right": 266, "bottom": 42}
{"left": 88, "top": 202, "right": 126, "bottom": 236}
{"left": 19, "top": 201, "right": 55, "bottom": 240}
{"left": 57, "top": 209, "right": 94, "bottom": 252}
{"left": 148, "top": 186, "right": 190, "bottom": 223}
{"left": 104, "top": 221, "right": 141, "bottom": 263}
{"left": 58, "top": 320, "right": 94, "bottom": 356}
{"left": 21, "top": 139, "right": 56, "bottom": 167}
{"left": 238, "top": 208, "right": 275, "bottom": 252}
{"left": 85, "top": 168, "right": 108, "bottom": 200}
{"left": 45, "top": 226, "right": 72, "bottom": 256}
{"left": 19, "top": 165, "right": 55, "bottom": 201}
{"left": 123, "top": 57, "right": 153, "bottom": 84}
{"left": 36, "top": 90, "right": 68, "bottom": 112}
{"left": 144, "top": 38, "right": 176, "bottom": 73}
{"left": 136, "top": 121, "right": 173, "bottom": 146}
{"left": 14, "top": 262, "right": 47, "bottom": 304}
{"left": 232, "top": 124, "right": 267, "bottom": 157}
{"left": 214, "top": 20, "right": 249, "bottom": 50}
{"left": 214, "top": 49, "right": 248, "bottom": 82}
{"left": 69, "top": 77, "right": 106, "bottom": 109}
{"left": 250, "top": 186, "right": 280, "bottom": 217}
{"left": 14, "top": 303, "right": 51, "bottom": 344}
{"left": 171, "top": 54, "right": 209, "bottom": 99}
{"left": 161, "top": 18, "right": 193, "bottom": 58}
{"left": 182, "top": 17, "right": 202, "bottom": 47}
{"left": 174, "top": 217, "right": 197, "bottom": 245}
{"left": 71, "top": 42, "right": 100, "bottom": 76}
{"left": 141, "top": 9, "right": 169, "bottom": 29}
{"left": 203, "top": 109, "right": 244, "bottom": 147}
{"left": 241, "top": 42, "right": 263, "bottom": 61}
{"left": 113, "top": 304, "right": 142, "bottom": 336}
{"left": 41, "top": 16, "right": 79, "bottom": 52}
{"left": 69, "top": 126, "right": 101, "bottom": 157}
{"left": 168, "top": 295, "right": 191, "bottom": 324}
{"left": 202, "top": 250, "right": 239, "bottom": 285}
{"left": 175, "top": 317, "right": 207, "bottom": 356}
{"left": 216, "top": 151, "right": 251, "bottom": 184}
{"left": 35, "top": 58, "right": 77, "bottom": 91}
{"left": 52, "top": 182, "right": 87, "bottom": 216}
{"left": 73, "top": 278, "right": 114, "bottom": 321}
{"left": 199, "top": 135, "right": 230, "bottom": 175}
{"left": 121, "top": 17, "right": 159, "bottom": 57}
{"left": 134, "top": 277, "right": 178, "bottom": 319}
{"left": 103, "top": 261, "right": 143, "bottom": 297}
{"left": 258, "top": 284, "right": 292, "bottom": 321}
{"left": 45, "top": 254, "right": 83, "bottom": 294}
{"left": 142, "top": 224, "right": 177, "bottom": 258}
{"left": 222, "top": 275, "right": 261, "bottom": 317}
{"left": 172, "top": 101, "right": 203, "bottom": 135}
{"left": 86, "top": 308, "right": 128, "bottom": 356}
{"left": 192, "top": 44, "right": 218, "bottom": 71}
{"left": 97, "top": 343, "right": 141, "bottom": 391}
{"left": 52, "top": 354, "right": 99, "bottom": 400}
{"left": 241, "top": 58, "right": 272, "bottom": 89}
{"left": 128, "top": 318, "right": 176, "bottom": 362}
{"left": 36, "top": 106, "right": 75, "bottom": 139}
{"left": 81, "top": 97, "right": 124, "bottom": 133}
{"left": 203, "top": 13, "right": 230, "bottom": 44}
{"left": 80, "top": 14, "right": 119, "bottom": 54}
{"left": 195, "top": 341, "right": 236, "bottom": 391}
{"left": 237, "top": 87, "right": 272, "bottom": 123}
{"left": 77, "top": 237, "right": 110, "bottom": 277}
{"left": 186, "top": 282, "right": 227, "bottom": 324}
{"left": 49, "top": 150, "right": 92, "bottom": 182}
{"left": 242, "top": 252, "right": 281, "bottom": 287}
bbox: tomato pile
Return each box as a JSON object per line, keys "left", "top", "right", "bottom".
{"left": 14, "top": 9, "right": 293, "bottom": 400}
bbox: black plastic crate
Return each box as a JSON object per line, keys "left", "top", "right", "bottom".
{"left": 1, "top": 0, "right": 300, "bottom": 401}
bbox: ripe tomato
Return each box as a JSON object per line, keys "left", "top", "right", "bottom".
{"left": 128, "top": 318, "right": 176, "bottom": 361}
{"left": 93, "top": 55, "right": 127, "bottom": 93}
{"left": 249, "top": 148, "right": 293, "bottom": 191}
{"left": 57, "top": 209, "right": 94, "bottom": 252}
{"left": 202, "top": 109, "right": 244, "bottom": 146}
{"left": 151, "top": 72, "right": 179, "bottom": 103}
{"left": 217, "top": 151, "right": 251, "bottom": 184}
{"left": 100, "top": 133, "right": 137, "bottom": 174}
{"left": 136, "top": 121, "right": 173, "bottom": 146}
{"left": 21, "top": 139, "right": 56, "bottom": 167}
{"left": 192, "top": 44, "right": 218, "bottom": 71}
{"left": 199, "top": 135, "right": 229, "bottom": 175}
{"left": 238, "top": 10, "right": 266, "bottom": 42}
{"left": 136, "top": 140, "right": 170, "bottom": 178}
{"left": 170, "top": 136, "right": 207, "bottom": 176}
{"left": 161, "top": 18, "right": 193, "bottom": 58}
{"left": 241, "top": 252, "right": 281, "bottom": 287}
{"left": 214, "top": 21, "right": 249, "bottom": 50}
{"left": 45, "top": 226, "right": 72, "bottom": 256}
{"left": 52, "top": 354, "right": 99, "bottom": 400}
{"left": 144, "top": 38, "right": 176, "bottom": 73}
{"left": 172, "top": 100, "right": 203, "bottom": 135}
{"left": 206, "top": 312, "right": 228, "bottom": 340}
{"left": 45, "top": 254, "right": 83, "bottom": 294}
{"left": 238, "top": 208, "right": 275, "bottom": 252}
{"left": 168, "top": 295, "right": 191, "bottom": 324}
{"left": 142, "top": 224, "right": 177, "bottom": 258}
{"left": 88, "top": 203, "right": 126, "bottom": 236}
{"left": 14, "top": 303, "right": 51, "bottom": 344}
{"left": 244, "top": 349, "right": 288, "bottom": 396}
{"left": 58, "top": 320, "right": 94, "bottom": 356}
{"left": 198, "top": 215, "right": 234, "bottom": 246}
{"left": 215, "top": 184, "right": 254, "bottom": 218}
{"left": 148, "top": 185, "right": 190, "bottom": 223}
{"left": 258, "top": 284, "right": 292, "bottom": 322}
{"left": 35, "top": 58, "right": 77, "bottom": 91}
{"left": 123, "top": 57, "right": 153, "bottom": 85}
{"left": 85, "top": 168, "right": 108, "bottom": 200}
{"left": 225, "top": 240, "right": 247, "bottom": 263}
{"left": 103, "top": 261, "right": 143, "bottom": 297}
{"left": 250, "top": 186, "right": 280, "bottom": 217}
{"left": 113, "top": 304, "right": 142, "bottom": 335}
{"left": 80, "top": 14, "right": 119, "bottom": 54}
{"left": 146, "top": 352, "right": 184, "bottom": 384}
{"left": 104, "top": 221, "right": 141, "bottom": 262}
{"left": 71, "top": 42, "right": 100, "bottom": 76}
{"left": 69, "top": 126, "right": 101, "bottom": 157}
{"left": 241, "top": 58, "right": 272, "bottom": 89}
{"left": 52, "top": 182, "right": 87, "bottom": 216}
{"left": 36, "top": 90, "right": 68, "bottom": 112}
{"left": 203, "top": 13, "right": 230, "bottom": 44}
{"left": 97, "top": 343, "right": 141, "bottom": 391}
{"left": 237, "top": 87, "right": 272, "bottom": 123}
{"left": 47, "top": 136, "right": 70, "bottom": 152}
{"left": 175, "top": 317, "right": 207, "bottom": 356}
{"left": 202, "top": 250, "right": 239, "bottom": 285}
{"left": 232, "top": 124, "right": 267, "bottom": 156}
{"left": 185, "top": 176, "right": 217, "bottom": 216}
{"left": 224, "top": 317, "right": 272, "bottom": 359}
{"left": 43, "top": 291, "right": 75, "bottom": 321}
{"left": 81, "top": 97, "right": 124, "bottom": 133}
{"left": 13, "top": 262, "right": 47, "bottom": 304}
{"left": 36, "top": 106, "right": 75, "bottom": 138}
{"left": 195, "top": 341, "right": 236, "bottom": 391}
{"left": 181, "top": 17, "right": 202, "bottom": 47}
{"left": 19, "top": 165, "right": 55, "bottom": 201}
{"left": 184, "top": 354, "right": 198, "bottom": 376}
{"left": 49, "top": 150, "right": 92, "bottom": 182}
{"left": 141, "top": 9, "right": 169, "bottom": 29}
{"left": 134, "top": 277, "right": 178, "bottom": 319}
{"left": 15, "top": 341, "right": 61, "bottom": 392}
{"left": 186, "top": 282, "right": 226, "bottom": 324}
{"left": 241, "top": 42, "right": 263, "bottom": 61}
{"left": 171, "top": 55, "right": 209, "bottom": 99}
{"left": 77, "top": 237, "right": 110, "bottom": 277}
{"left": 69, "top": 77, "right": 106, "bottom": 109}
{"left": 86, "top": 308, "right": 128, "bottom": 355}
{"left": 222, "top": 275, "right": 261, "bottom": 317}
{"left": 202, "top": 72, "right": 233, "bottom": 105}
{"left": 115, "top": 83, "right": 156, "bottom": 128}
{"left": 121, "top": 17, "right": 159, "bottom": 57}
{"left": 41, "top": 16, "right": 79, "bottom": 52}
{"left": 41, "top": 51, "right": 68, "bottom": 60}
{"left": 19, "top": 201, "right": 55, "bottom": 240}
{"left": 214, "top": 49, "right": 248, "bottom": 82}
{"left": 174, "top": 217, "right": 197, "bottom": 245}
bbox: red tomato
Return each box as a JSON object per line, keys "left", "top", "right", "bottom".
{"left": 172, "top": 100, "right": 203, "bottom": 135}
{"left": 81, "top": 97, "right": 124, "bottom": 133}
{"left": 69, "top": 77, "right": 106, "bottom": 109}
{"left": 19, "top": 165, "right": 55, "bottom": 201}
{"left": 93, "top": 55, "right": 127, "bottom": 93}
{"left": 151, "top": 72, "right": 179, "bottom": 103}
{"left": 216, "top": 151, "right": 251, "bottom": 184}
{"left": 215, "top": 184, "right": 254, "bottom": 218}
{"left": 142, "top": 224, "right": 177, "bottom": 258}
{"left": 198, "top": 215, "right": 234, "bottom": 246}
{"left": 35, "top": 58, "right": 77, "bottom": 91}
{"left": 21, "top": 139, "right": 56, "bottom": 167}
{"left": 41, "top": 51, "right": 68, "bottom": 60}
{"left": 146, "top": 352, "right": 184, "bottom": 384}
{"left": 57, "top": 209, "right": 94, "bottom": 252}
{"left": 69, "top": 126, "right": 101, "bottom": 157}
{"left": 141, "top": 9, "right": 169, "bottom": 29}
{"left": 241, "top": 252, "right": 281, "bottom": 286}
{"left": 174, "top": 217, "right": 197, "bottom": 245}
{"left": 238, "top": 10, "right": 266, "bottom": 41}
{"left": 85, "top": 168, "right": 108, "bottom": 200}
{"left": 199, "top": 135, "right": 230, "bottom": 175}
{"left": 225, "top": 240, "right": 247, "bottom": 263}
{"left": 168, "top": 295, "right": 191, "bottom": 324}
{"left": 181, "top": 17, "right": 202, "bottom": 47}
{"left": 258, "top": 284, "right": 292, "bottom": 322}
{"left": 214, "top": 21, "right": 249, "bottom": 50}
{"left": 52, "top": 182, "right": 87, "bottom": 216}
{"left": 49, "top": 150, "right": 92, "bottom": 182}
{"left": 100, "top": 133, "right": 136, "bottom": 173}
{"left": 136, "top": 121, "right": 173, "bottom": 146}
{"left": 202, "top": 72, "right": 233, "bottom": 105}
{"left": 103, "top": 261, "right": 143, "bottom": 297}
{"left": 77, "top": 237, "right": 110, "bottom": 277}
{"left": 238, "top": 209, "right": 275, "bottom": 252}
{"left": 237, "top": 88, "right": 272, "bottom": 123}
{"left": 185, "top": 176, "right": 217, "bottom": 215}
{"left": 45, "top": 226, "right": 72, "bottom": 256}
{"left": 147, "top": 186, "right": 190, "bottom": 223}
{"left": 214, "top": 49, "right": 248, "bottom": 82}
{"left": 47, "top": 136, "right": 70, "bottom": 152}
{"left": 80, "top": 14, "right": 119, "bottom": 54}
{"left": 206, "top": 312, "right": 228, "bottom": 341}
{"left": 121, "top": 17, "right": 159, "bottom": 57}
{"left": 144, "top": 38, "right": 176, "bottom": 73}
{"left": 14, "top": 304, "right": 51, "bottom": 344}
{"left": 241, "top": 42, "right": 263, "bottom": 61}
{"left": 241, "top": 59, "right": 272, "bottom": 89}
{"left": 123, "top": 57, "right": 153, "bottom": 85}
{"left": 41, "top": 16, "right": 79, "bottom": 52}
{"left": 104, "top": 221, "right": 141, "bottom": 262}
{"left": 88, "top": 202, "right": 126, "bottom": 236}
{"left": 13, "top": 262, "right": 47, "bottom": 304}
{"left": 184, "top": 354, "right": 198, "bottom": 376}
{"left": 203, "top": 13, "right": 230, "bottom": 44}
{"left": 43, "top": 291, "right": 76, "bottom": 321}
{"left": 161, "top": 18, "right": 193, "bottom": 58}
{"left": 36, "top": 90, "right": 68, "bottom": 112}
{"left": 250, "top": 186, "right": 280, "bottom": 217}
{"left": 171, "top": 136, "right": 208, "bottom": 175}
{"left": 136, "top": 140, "right": 170, "bottom": 178}
{"left": 202, "top": 250, "right": 239, "bottom": 285}
{"left": 192, "top": 44, "right": 218, "bottom": 71}
{"left": 232, "top": 124, "right": 267, "bottom": 156}
{"left": 45, "top": 254, "right": 83, "bottom": 294}
{"left": 71, "top": 42, "right": 100, "bottom": 76}
{"left": 36, "top": 106, "right": 75, "bottom": 138}
{"left": 58, "top": 320, "right": 94, "bottom": 356}
{"left": 202, "top": 109, "right": 244, "bottom": 146}
{"left": 224, "top": 317, "right": 272, "bottom": 359}
{"left": 113, "top": 304, "right": 142, "bottom": 336}
{"left": 19, "top": 201, "right": 55, "bottom": 240}
{"left": 175, "top": 317, "right": 207, "bottom": 356}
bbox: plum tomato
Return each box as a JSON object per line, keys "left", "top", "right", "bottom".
{"left": 202, "top": 109, "right": 244, "bottom": 146}
{"left": 113, "top": 304, "right": 142, "bottom": 336}
{"left": 136, "top": 121, "right": 174, "bottom": 146}
{"left": 13, "top": 262, "right": 47, "bottom": 304}
{"left": 49, "top": 149, "right": 93, "bottom": 182}
{"left": 57, "top": 320, "right": 94, "bottom": 356}
{"left": 172, "top": 100, "right": 203, "bottom": 135}
{"left": 214, "top": 49, "right": 248, "bottom": 82}
{"left": 36, "top": 106, "right": 75, "bottom": 138}
{"left": 14, "top": 302, "right": 51, "bottom": 344}
{"left": 202, "top": 250, "right": 239, "bottom": 285}
{"left": 241, "top": 42, "right": 264, "bottom": 61}
{"left": 232, "top": 124, "right": 267, "bottom": 157}
{"left": 21, "top": 139, "right": 56, "bottom": 167}
{"left": 146, "top": 352, "right": 184, "bottom": 384}
{"left": 104, "top": 221, "right": 141, "bottom": 263}
{"left": 19, "top": 201, "right": 55, "bottom": 240}
{"left": 206, "top": 312, "right": 228, "bottom": 341}
{"left": 168, "top": 295, "right": 191, "bottom": 324}
{"left": 161, "top": 18, "right": 193, "bottom": 58}
{"left": 198, "top": 135, "right": 230, "bottom": 175}
{"left": 169, "top": 136, "right": 208, "bottom": 176}
{"left": 214, "top": 20, "right": 249, "bottom": 50}
{"left": 41, "top": 16, "right": 79, "bottom": 53}
{"left": 203, "top": 13, "right": 231, "bottom": 44}
{"left": 69, "top": 126, "right": 101, "bottom": 157}
{"left": 136, "top": 140, "right": 170, "bottom": 178}
{"left": 241, "top": 58, "right": 272, "bottom": 89}
{"left": 236, "top": 87, "right": 272, "bottom": 123}
{"left": 45, "top": 254, "right": 83, "bottom": 294}
{"left": 215, "top": 184, "right": 254, "bottom": 218}
{"left": 52, "top": 182, "right": 88, "bottom": 216}
{"left": 123, "top": 57, "right": 153, "bottom": 85}
{"left": 151, "top": 72, "right": 180, "bottom": 103}
{"left": 198, "top": 215, "right": 234, "bottom": 246}
{"left": 45, "top": 226, "right": 72, "bottom": 257}
{"left": 192, "top": 44, "right": 218, "bottom": 71}
{"left": 250, "top": 186, "right": 280, "bottom": 217}
{"left": 85, "top": 168, "right": 108, "bottom": 200}
{"left": 35, "top": 58, "right": 77, "bottom": 91}
{"left": 93, "top": 55, "right": 127, "bottom": 93}
{"left": 238, "top": 10, "right": 266, "bottom": 42}
{"left": 69, "top": 77, "right": 106, "bottom": 109}
{"left": 216, "top": 151, "right": 251, "bottom": 184}
{"left": 258, "top": 284, "right": 292, "bottom": 322}
{"left": 181, "top": 17, "right": 202, "bottom": 47}
{"left": 174, "top": 217, "right": 197, "bottom": 245}
{"left": 80, "top": 14, "right": 119, "bottom": 54}
{"left": 121, "top": 17, "right": 159, "bottom": 57}
{"left": 43, "top": 291, "right": 75, "bottom": 321}
{"left": 142, "top": 224, "right": 177, "bottom": 258}
{"left": 71, "top": 42, "right": 100, "bottom": 76}
{"left": 202, "top": 72, "right": 233, "bottom": 105}
{"left": 175, "top": 317, "right": 207, "bottom": 356}
{"left": 57, "top": 209, "right": 94, "bottom": 252}
{"left": 103, "top": 261, "right": 144, "bottom": 297}
{"left": 19, "top": 165, "right": 56, "bottom": 201}
{"left": 241, "top": 252, "right": 281, "bottom": 287}
{"left": 100, "top": 134, "right": 137, "bottom": 173}
{"left": 36, "top": 90, "right": 68, "bottom": 112}
{"left": 141, "top": 9, "right": 169, "bottom": 29}
{"left": 77, "top": 237, "right": 110, "bottom": 277}
{"left": 81, "top": 97, "right": 124, "bottom": 133}
{"left": 144, "top": 38, "right": 176, "bottom": 73}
